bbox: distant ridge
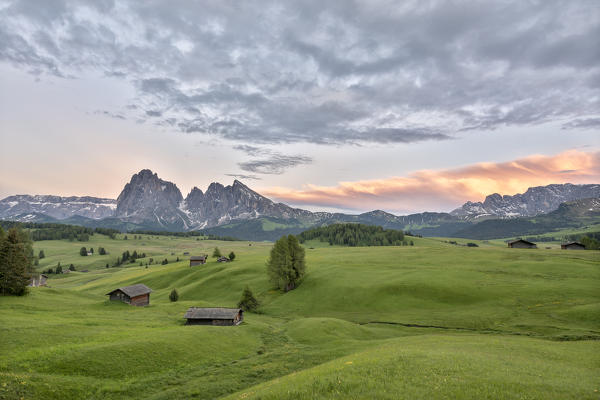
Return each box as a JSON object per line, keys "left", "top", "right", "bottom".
{"left": 451, "top": 183, "right": 600, "bottom": 220}
{"left": 0, "top": 170, "right": 598, "bottom": 237}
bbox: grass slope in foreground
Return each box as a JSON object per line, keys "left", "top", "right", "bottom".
{"left": 0, "top": 234, "right": 599, "bottom": 399}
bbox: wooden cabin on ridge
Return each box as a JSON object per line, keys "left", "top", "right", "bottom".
{"left": 184, "top": 307, "right": 243, "bottom": 326}
{"left": 507, "top": 239, "right": 537, "bottom": 249}
{"left": 561, "top": 242, "right": 585, "bottom": 250}
{"left": 190, "top": 255, "right": 207, "bottom": 266}
{"left": 106, "top": 284, "right": 152, "bottom": 306}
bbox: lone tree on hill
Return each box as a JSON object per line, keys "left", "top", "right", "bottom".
{"left": 0, "top": 227, "right": 33, "bottom": 296}
{"left": 228, "top": 251, "right": 236, "bottom": 261}
{"left": 79, "top": 247, "right": 87, "bottom": 256}
{"left": 98, "top": 247, "right": 106, "bottom": 255}
{"left": 212, "top": 247, "right": 222, "bottom": 258}
{"left": 237, "top": 286, "right": 258, "bottom": 311}
{"left": 267, "top": 235, "right": 306, "bottom": 292}
{"left": 38, "top": 250, "right": 45, "bottom": 259}
{"left": 169, "top": 288, "right": 179, "bottom": 302}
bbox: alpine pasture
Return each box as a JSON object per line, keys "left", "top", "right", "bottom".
{"left": 1, "top": 233, "right": 599, "bottom": 399}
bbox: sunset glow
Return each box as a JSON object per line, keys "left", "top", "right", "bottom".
{"left": 264, "top": 150, "right": 600, "bottom": 214}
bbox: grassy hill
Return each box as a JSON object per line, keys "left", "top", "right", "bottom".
{"left": 1, "top": 233, "right": 599, "bottom": 399}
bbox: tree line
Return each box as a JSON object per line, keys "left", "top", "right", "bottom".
{"left": 297, "top": 223, "right": 405, "bottom": 247}
{"left": 0, "top": 221, "right": 120, "bottom": 241}
{"left": 129, "top": 230, "right": 240, "bottom": 241}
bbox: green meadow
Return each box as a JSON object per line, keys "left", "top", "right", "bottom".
{"left": 1, "top": 234, "right": 599, "bottom": 399}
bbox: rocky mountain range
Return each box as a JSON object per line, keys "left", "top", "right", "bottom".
{"left": 451, "top": 183, "right": 600, "bottom": 220}
{"left": 0, "top": 169, "right": 598, "bottom": 237}
{"left": 0, "top": 195, "right": 116, "bottom": 221}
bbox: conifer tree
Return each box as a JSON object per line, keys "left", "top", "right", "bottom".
{"left": 237, "top": 286, "right": 258, "bottom": 311}
{"left": 228, "top": 251, "right": 236, "bottom": 261}
{"left": 80, "top": 247, "right": 87, "bottom": 256}
{"left": 38, "top": 249, "right": 45, "bottom": 259}
{"left": 267, "top": 235, "right": 306, "bottom": 292}
{"left": 212, "top": 247, "right": 222, "bottom": 258}
{"left": 169, "top": 288, "right": 179, "bottom": 302}
{"left": 0, "top": 227, "right": 33, "bottom": 296}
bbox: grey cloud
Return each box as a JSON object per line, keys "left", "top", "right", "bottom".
{"left": 234, "top": 145, "right": 313, "bottom": 175}
{"left": 94, "top": 110, "right": 125, "bottom": 120}
{"left": 224, "top": 173, "right": 261, "bottom": 181}
{"left": 238, "top": 154, "right": 313, "bottom": 175}
{"left": 562, "top": 118, "right": 600, "bottom": 130}
{"left": 1, "top": 0, "right": 599, "bottom": 147}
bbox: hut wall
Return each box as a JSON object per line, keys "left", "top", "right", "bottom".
{"left": 562, "top": 244, "right": 585, "bottom": 250}
{"left": 212, "top": 319, "right": 235, "bottom": 326}
{"left": 190, "top": 260, "right": 205, "bottom": 266}
{"left": 130, "top": 294, "right": 150, "bottom": 306}
{"left": 186, "top": 318, "right": 235, "bottom": 326}
{"left": 109, "top": 291, "right": 131, "bottom": 304}
{"left": 510, "top": 242, "right": 536, "bottom": 249}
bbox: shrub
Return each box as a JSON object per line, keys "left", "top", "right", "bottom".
{"left": 237, "top": 286, "right": 258, "bottom": 311}
{"left": 79, "top": 247, "right": 87, "bottom": 256}
{"left": 169, "top": 288, "right": 179, "bottom": 302}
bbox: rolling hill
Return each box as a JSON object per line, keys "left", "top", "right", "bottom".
{"left": 1, "top": 233, "right": 598, "bottom": 399}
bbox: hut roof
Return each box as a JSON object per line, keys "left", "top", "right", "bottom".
{"left": 508, "top": 239, "right": 536, "bottom": 246}
{"left": 106, "top": 283, "right": 152, "bottom": 297}
{"left": 190, "top": 255, "right": 207, "bottom": 261}
{"left": 184, "top": 307, "right": 242, "bottom": 320}
{"left": 562, "top": 241, "right": 584, "bottom": 246}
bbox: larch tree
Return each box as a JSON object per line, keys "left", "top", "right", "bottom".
{"left": 0, "top": 227, "right": 33, "bottom": 296}
{"left": 267, "top": 235, "right": 306, "bottom": 292}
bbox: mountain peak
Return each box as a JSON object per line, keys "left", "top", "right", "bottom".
{"left": 115, "top": 170, "right": 185, "bottom": 229}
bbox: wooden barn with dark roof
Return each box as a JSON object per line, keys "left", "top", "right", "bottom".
{"left": 190, "top": 255, "right": 207, "bottom": 267}
{"left": 184, "top": 307, "right": 243, "bottom": 326}
{"left": 507, "top": 239, "right": 537, "bottom": 249}
{"left": 106, "top": 284, "right": 152, "bottom": 306}
{"left": 561, "top": 242, "right": 585, "bottom": 250}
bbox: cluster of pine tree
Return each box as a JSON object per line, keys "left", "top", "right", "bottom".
{"left": 130, "top": 230, "right": 240, "bottom": 241}
{"left": 0, "top": 227, "right": 33, "bottom": 296}
{"left": 298, "top": 223, "right": 405, "bottom": 247}
{"left": 578, "top": 235, "right": 600, "bottom": 250}
{"left": 0, "top": 221, "right": 120, "bottom": 241}
{"left": 114, "top": 250, "right": 147, "bottom": 266}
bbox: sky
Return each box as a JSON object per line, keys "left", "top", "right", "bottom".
{"left": 0, "top": 0, "right": 598, "bottom": 214}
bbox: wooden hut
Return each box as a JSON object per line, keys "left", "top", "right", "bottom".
{"left": 29, "top": 274, "right": 48, "bottom": 287}
{"left": 561, "top": 242, "right": 585, "bottom": 250}
{"left": 507, "top": 239, "right": 537, "bottom": 249}
{"left": 190, "top": 255, "right": 207, "bottom": 267}
{"left": 106, "top": 284, "right": 152, "bottom": 306}
{"left": 184, "top": 307, "right": 243, "bottom": 326}
{"left": 217, "top": 256, "right": 230, "bottom": 263}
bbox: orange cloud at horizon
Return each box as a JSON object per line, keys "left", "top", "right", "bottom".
{"left": 263, "top": 150, "right": 600, "bottom": 214}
